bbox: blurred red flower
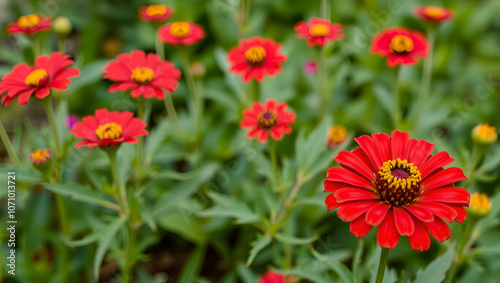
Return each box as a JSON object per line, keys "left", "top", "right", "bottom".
{"left": 240, "top": 99, "right": 295, "bottom": 143}
{"left": 139, "top": 4, "right": 174, "bottom": 22}
{"left": 7, "top": 14, "right": 51, "bottom": 35}
{"left": 294, "top": 17, "right": 344, "bottom": 47}
{"left": 415, "top": 6, "right": 453, "bottom": 22}
{"left": 370, "top": 27, "right": 429, "bottom": 68}
{"left": 259, "top": 270, "right": 294, "bottom": 283}
{"left": 0, "top": 52, "right": 79, "bottom": 106}
{"left": 324, "top": 131, "right": 470, "bottom": 251}
{"left": 70, "top": 109, "right": 148, "bottom": 149}
{"left": 158, "top": 22, "right": 205, "bottom": 46}
{"left": 103, "top": 50, "right": 181, "bottom": 100}
{"left": 228, "top": 37, "right": 287, "bottom": 82}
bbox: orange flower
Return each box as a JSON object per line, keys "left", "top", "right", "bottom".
{"left": 415, "top": 6, "right": 453, "bottom": 22}
{"left": 7, "top": 14, "right": 51, "bottom": 35}
{"left": 294, "top": 18, "right": 344, "bottom": 47}
{"left": 139, "top": 5, "right": 174, "bottom": 22}
{"left": 158, "top": 22, "right": 205, "bottom": 46}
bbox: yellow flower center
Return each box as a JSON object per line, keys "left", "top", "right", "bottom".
{"left": 390, "top": 35, "right": 414, "bottom": 54}
{"left": 477, "top": 123, "right": 496, "bottom": 140}
{"left": 25, "top": 69, "right": 48, "bottom": 87}
{"left": 376, "top": 159, "right": 422, "bottom": 206}
{"left": 31, "top": 149, "right": 50, "bottom": 162}
{"left": 95, "top": 123, "right": 123, "bottom": 140}
{"left": 131, "top": 67, "right": 154, "bottom": 84}
{"left": 170, "top": 22, "right": 191, "bottom": 38}
{"left": 245, "top": 46, "right": 266, "bottom": 67}
{"left": 258, "top": 111, "right": 277, "bottom": 130}
{"left": 310, "top": 24, "right": 330, "bottom": 37}
{"left": 425, "top": 7, "right": 444, "bottom": 19}
{"left": 146, "top": 5, "right": 167, "bottom": 16}
{"left": 328, "top": 125, "right": 347, "bottom": 143}
{"left": 17, "top": 14, "right": 42, "bottom": 29}
{"left": 469, "top": 192, "right": 491, "bottom": 215}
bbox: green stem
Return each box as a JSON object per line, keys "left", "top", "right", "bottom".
{"left": 122, "top": 224, "right": 136, "bottom": 282}
{"left": 155, "top": 32, "right": 165, "bottom": 60}
{"left": 180, "top": 48, "right": 203, "bottom": 140}
{"left": 415, "top": 29, "right": 435, "bottom": 129}
{"left": 321, "top": 0, "right": 330, "bottom": 20}
{"left": 107, "top": 148, "right": 128, "bottom": 210}
{"left": 318, "top": 46, "right": 329, "bottom": 120}
{"left": 250, "top": 79, "right": 260, "bottom": 102}
{"left": 136, "top": 98, "right": 145, "bottom": 180}
{"left": 55, "top": 194, "right": 69, "bottom": 282}
{"left": 268, "top": 139, "right": 281, "bottom": 191}
{"left": 393, "top": 66, "right": 401, "bottom": 131}
{"left": 0, "top": 119, "right": 21, "bottom": 167}
{"left": 375, "top": 248, "right": 389, "bottom": 283}
{"left": 41, "top": 99, "right": 62, "bottom": 158}
{"left": 57, "top": 38, "right": 66, "bottom": 53}
{"left": 163, "top": 93, "right": 185, "bottom": 136}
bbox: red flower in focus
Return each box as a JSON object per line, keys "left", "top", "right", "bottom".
{"left": 324, "top": 131, "right": 470, "bottom": 251}
{"left": 240, "top": 99, "right": 295, "bottom": 143}
{"left": 370, "top": 27, "right": 429, "bottom": 68}
{"left": 70, "top": 109, "right": 148, "bottom": 149}
{"left": 294, "top": 17, "right": 344, "bottom": 47}
{"left": 228, "top": 37, "right": 287, "bottom": 83}
{"left": 415, "top": 6, "right": 453, "bottom": 22}
{"left": 103, "top": 50, "right": 181, "bottom": 100}
{"left": 259, "top": 270, "right": 294, "bottom": 283}
{"left": 0, "top": 52, "right": 79, "bottom": 106}
{"left": 7, "top": 14, "right": 51, "bottom": 35}
{"left": 158, "top": 22, "right": 205, "bottom": 46}
{"left": 139, "top": 4, "right": 174, "bottom": 22}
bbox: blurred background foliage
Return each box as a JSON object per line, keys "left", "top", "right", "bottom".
{"left": 1, "top": 0, "right": 500, "bottom": 282}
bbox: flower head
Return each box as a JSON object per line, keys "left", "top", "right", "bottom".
{"left": 324, "top": 131, "right": 470, "bottom": 251}
{"left": 294, "top": 18, "right": 344, "bottom": 47}
{"left": 158, "top": 22, "right": 205, "bottom": 46}
{"left": 53, "top": 16, "right": 72, "bottom": 38}
{"left": 240, "top": 99, "right": 296, "bottom": 143}
{"left": 472, "top": 123, "right": 497, "bottom": 146}
{"left": 139, "top": 5, "right": 173, "bottom": 22}
{"left": 303, "top": 61, "right": 317, "bottom": 75}
{"left": 7, "top": 14, "right": 51, "bottom": 35}
{"left": 415, "top": 6, "right": 453, "bottom": 22}
{"left": 259, "top": 270, "right": 294, "bottom": 283}
{"left": 228, "top": 37, "right": 287, "bottom": 83}
{"left": 371, "top": 27, "right": 429, "bottom": 68}
{"left": 327, "top": 125, "right": 347, "bottom": 148}
{"left": 70, "top": 109, "right": 148, "bottom": 149}
{"left": 29, "top": 149, "right": 52, "bottom": 165}
{"left": 103, "top": 50, "right": 181, "bottom": 100}
{"left": 468, "top": 192, "right": 491, "bottom": 217}
{"left": 0, "top": 52, "right": 79, "bottom": 106}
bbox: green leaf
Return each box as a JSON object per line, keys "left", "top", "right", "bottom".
{"left": 310, "top": 246, "right": 355, "bottom": 283}
{"left": 237, "top": 263, "right": 258, "bottom": 283}
{"left": 144, "top": 117, "right": 170, "bottom": 164}
{"left": 372, "top": 83, "right": 393, "bottom": 117}
{"left": 275, "top": 233, "right": 318, "bottom": 245}
{"left": 413, "top": 247, "right": 453, "bottom": 283}
{"left": 178, "top": 245, "right": 206, "bottom": 283}
{"left": 66, "top": 60, "right": 109, "bottom": 93}
{"left": 94, "top": 215, "right": 128, "bottom": 279}
{"left": 296, "top": 117, "right": 332, "bottom": 179}
{"left": 201, "top": 192, "right": 259, "bottom": 224}
{"left": 66, "top": 225, "right": 106, "bottom": 247}
{"left": 43, "top": 182, "right": 119, "bottom": 210}
{"left": 246, "top": 233, "right": 272, "bottom": 267}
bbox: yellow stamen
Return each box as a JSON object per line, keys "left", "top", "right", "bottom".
{"left": 146, "top": 5, "right": 167, "bottom": 16}
{"left": 390, "top": 35, "right": 414, "bottom": 54}
{"left": 170, "top": 22, "right": 191, "bottom": 38}
{"left": 425, "top": 7, "right": 444, "bottom": 19}
{"left": 376, "top": 158, "right": 422, "bottom": 206}
{"left": 131, "top": 67, "right": 154, "bottom": 84}
{"left": 258, "top": 111, "right": 277, "bottom": 130}
{"left": 25, "top": 69, "right": 48, "bottom": 87}
{"left": 245, "top": 46, "right": 266, "bottom": 67}
{"left": 472, "top": 123, "right": 497, "bottom": 145}
{"left": 469, "top": 192, "right": 491, "bottom": 216}
{"left": 17, "top": 14, "right": 42, "bottom": 29}
{"left": 31, "top": 149, "right": 50, "bottom": 161}
{"left": 328, "top": 125, "right": 347, "bottom": 143}
{"left": 95, "top": 123, "right": 123, "bottom": 140}
{"left": 310, "top": 24, "right": 330, "bottom": 37}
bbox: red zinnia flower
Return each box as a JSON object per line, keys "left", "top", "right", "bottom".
{"left": 324, "top": 131, "right": 470, "bottom": 251}
{"left": 415, "top": 6, "right": 453, "bottom": 22}
{"left": 259, "top": 271, "right": 294, "bottom": 283}
{"left": 240, "top": 99, "right": 296, "bottom": 143}
{"left": 103, "top": 50, "right": 181, "bottom": 100}
{"left": 228, "top": 37, "right": 287, "bottom": 83}
{"left": 70, "top": 109, "right": 148, "bottom": 149}
{"left": 139, "top": 4, "right": 173, "bottom": 22}
{"left": 158, "top": 22, "right": 205, "bottom": 46}
{"left": 370, "top": 27, "right": 429, "bottom": 68}
{"left": 0, "top": 52, "right": 79, "bottom": 106}
{"left": 7, "top": 14, "right": 51, "bottom": 35}
{"left": 294, "top": 18, "right": 344, "bottom": 47}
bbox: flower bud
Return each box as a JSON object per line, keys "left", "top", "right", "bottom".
{"left": 53, "top": 16, "right": 72, "bottom": 38}
{"left": 303, "top": 60, "right": 317, "bottom": 75}
{"left": 468, "top": 192, "right": 491, "bottom": 217}
{"left": 190, "top": 61, "right": 206, "bottom": 79}
{"left": 327, "top": 125, "right": 347, "bottom": 148}
{"left": 472, "top": 123, "right": 497, "bottom": 146}
{"left": 29, "top": 149, "right": 52, "bottom": 172}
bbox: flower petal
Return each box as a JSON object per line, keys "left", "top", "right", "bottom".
{"left": 403, "top": 204, "right": 434, "bottom": 222}
{"left": 419, "top": 187, "right": 470, "bottom": 206}
{"left": 326, "top": 167, "right": 375, "bottom": 191}
{"left": 325, "top": 193, "right": 340, "bottom": 211}
{"left": 422, "top": 167, "right": 467, "bottom": 191}
{"left": 393, "top": 207, "right": 415, "bottom": 236}
{"left": 337, "top": 200, "right": 380, "bottom": 222}
{"left": 424, "top": 218, "right": 450, "bottom": 242}
{"left": 365, "top": 202, "right": 391, "bottom": 226}
{"left": 350, "top": 215, "right": 373, "bottom": 238}
{"left": 334, "top": 150, "right": 375, "bottom": 181}
{"left": 408, "top": 218, "right": 430, "bottom": 251}
{"left": 412, "top": 201, "right": 457, "bottom": 223}
{"left": 377, "top": 210, "right": 400, "bottom": 249}
{"left": 420, "top": 151, "right": 454, "bottom": 178}
{"left": 391, "top": 131, "right": 409, "bottom": 159}
{"left": 334, "top": 188, "right": 379, "bottom": 203}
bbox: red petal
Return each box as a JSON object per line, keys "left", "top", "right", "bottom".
{"left": 419, "top": 187, "right": 470, "bottom": 206}
{"left": 403, "top": 204, "right": 434, "bottom": 222}
{"left": 334, "top": 150, "right": 375, "bottom": 181}
{"left": 325, "top": 193, "right": 340, "bottom": 211}
{"left": 337, "top": 200, "right": 379, "bottom": 222}
{"left": 377, "top": 210, "right": 400, "bottom": 249}
{"left": 354, "top": 135, "right": 383, "bottom": 168}
{"left": 408, "top": 218, "right": 430, "bottom": 251}
{"left": 334, "top": 188, "right": 379, "bottom": 203}
{"left": 323, "top": 180, "right": 350, "bottom": 193}
{"left": 349, "top": 215, "right": 373, "bottom": 238}
{"left": 412, "top": 202, "right": 457, "bottom": 223}
{"left": 365, "top": 202, "right": 391, "bottom": 226}
{"left": 372, "top": 133, "right": 391, "bottom": 163}
{"left": 326, "top": 167, "right": 375, "bottom": 191}
{"left": 424, "top": 218, "right": 450, "bottom": 242}
{"left": 449, "top": 204, "right": 467, "bottom": 224}
{"left": 393, "top": 207, "right": 415, "bottom": 236}
{"left": 408, "top": 140, "right": 435, "bottom": 168}
{"left": 420, "top": 151, "right": 454, "bottom": 178}
{"left": 390, "top": 131, "right": 409, "bottom": 159}
{"left": 422, "top": 167, "right": 467, "bottom": 191}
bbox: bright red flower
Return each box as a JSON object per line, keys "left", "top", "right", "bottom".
{"left": 0, "top": 52, "right": 79, "bottom": 106}
{"left": 370, "top": 27, "right": 429, "bottom": 68}
{"left": 70, "top": 109, "right": 148, "bottom": 149}
{"left": 415, "top": 6, "right": 453, "bottom": 22}
{"left": 228, "top": 37, "right": 287, "bottom": 83}
{"left": 294, "top": 17, "right": 344, "bottom": 47}
{"left": 240, "top": 99, "right": 296, "bottom": 143}
{"left": 7, "top": 14, "right": 51, "bottom": 35}
{"left": 158, "top": 22, "right": 205, "bottom": 46}
{"left": 324, "top": 131, "right": 470, "bottom": 251}
{"left": 103, "top": 50, "right": 181, "bottom": 100}
{"left": 259, "top": 270, "right": 294, "bottom": 283}
{"left": 139, "top": 4, "right": 174, "bottom": 22}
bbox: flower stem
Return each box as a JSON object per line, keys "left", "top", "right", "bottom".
{"left": 155, "top": 32, "right": 165, "bottom": 60}
{"left": 163, "top": 93, "right": 185, "bottom": 136}
{"left": 415, "top": 29, "right": 435, "bottom": 129}
{"left": 0, "top": 118, "right": 21, "bottom": 167}
{"left": 250, "top": 79, "right": 260, "bottom": 102}
{"left": 393, "top": 66, "right": 401, "bottom": 130}
{"left": 268, "top": 139, "right": 281, "bottom": 190}
{"left": 179, "top": 47, "right": 203, "bottom": 141}
{"left": 122, "top": 224, "right": 136, "bottom": 282}
{"left": 41, "top": 99, "right": 62, "bottom": 158}
{"left": 317, "top": 46, "right": 329, "bottom": 120}
{"left": 136, "top": 98, "right": 146, "bottom": 179}
{"left": 107, "top": 148, "right": 128, "bottom": 210}
{"left": 375, "top": 248, "right": 389, "bottom": 283}
{"left": 321, "top": 0, "right": 330, "bottom": 20}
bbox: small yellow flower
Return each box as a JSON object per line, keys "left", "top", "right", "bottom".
{"left": 472, "top": 123, "right": 497, "bottom": 145}
{"left": 327, "top": 125, "right": 347, "bottom": 148}
{"left": 468, "top": 192, "right": 491, "bottom": 217}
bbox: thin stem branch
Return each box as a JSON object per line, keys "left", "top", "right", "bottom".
{"left": 393, "top": 66, "right": 401, "bottom": 130}
{"left": 250, "top": 79, "right": 260, "bottom": 103}
{"left": 164, "top": 93, "right": 185, "bottom": 136}
{"left": 268, "top": 139, "right": 280, "bottom": 190}
{"left": 0, "top": 118, "right": 21, "bottom": 167}
{"left": 107, "top": 148, "right": 128, "bottom": 210}
{"left": 41, "top": 99, "right": 62, "bottom": 157}
{"left": 375, "top": 248, "right": 389, "bottom": 283}
{"left": 155, "top": 32, "right": 165, "bottom": 60}
{"left": 180, "top": 47, "right": 203, "bottom": 140}
{"left": 415, "top": 29, "right": 435, "bottom": 129}
{"left": 318, "top": 46, "right": 329, "bottom": 120}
